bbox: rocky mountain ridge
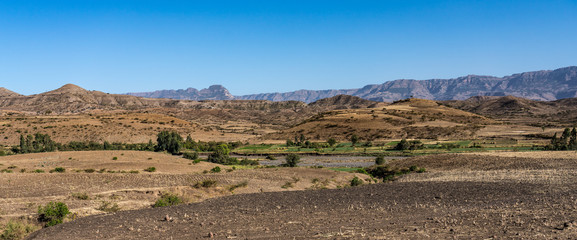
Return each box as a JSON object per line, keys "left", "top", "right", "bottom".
{"left": 125, "top": 66, "right": 577, "bottom": 103}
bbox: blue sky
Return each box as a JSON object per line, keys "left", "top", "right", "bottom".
{"left": 1, "top": 0, "right": 576, "bottom": 95}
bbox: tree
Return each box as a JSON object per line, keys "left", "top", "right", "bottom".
{"left": 570, "top": 127, "right": 577, "bottom": 150}
{"left": 350, "top": 134, "right": 359, "bottom": 146}
{"left": 156, "top": 131, "right": 183, "bottom": 154}
{"left": 375, "top": 155, "right": 385, "bottom": 165}
{"left": 395, "top": 139, "right": 410, "bottom": 150}
{"left": 207, "top": 144, "right": 231, "bottom": 164}
{"left": 284, "top": 154, "right": 300, "bottom": 167}
{"left": 327, "top": 138, "right": 337, "bottom": 147}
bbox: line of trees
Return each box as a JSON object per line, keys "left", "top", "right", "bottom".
{"left": 548, "top": 127, "right": 577, "bottom": 150}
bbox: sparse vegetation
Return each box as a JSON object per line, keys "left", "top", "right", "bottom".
{"left": 0, "top": 220, "right": 39, "bottom": 240}
{"left": 228, "top": 180, "right": 249, "bottom": 192}
{"left": 71, "top": 192, "right": 90, "bottom": 200}
{"left": 193, "top": 179, "right": 218, "bottom": 188}
{"left": 144, "top": 167, "right": 156, "bottom": 172}
{"left": 97, "top": 201, "right": 120, "bottom": 213}
{"left": 183, "top": 151, "right": 199, "bottom": 160}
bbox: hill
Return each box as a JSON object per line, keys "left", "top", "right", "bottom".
{"left": 266, "top": 98, "right": 494, "bottom": 141}
{"left": 441, "top": 95, "right": 577, "bottom": 126}
{"left": 0, "top": 87, "right": 21, "bottom": 97}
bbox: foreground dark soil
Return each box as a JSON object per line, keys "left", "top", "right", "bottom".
{"left": 28, "top": 180, "right": 577, "bottom": 239}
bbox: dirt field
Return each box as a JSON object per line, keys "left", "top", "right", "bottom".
{"left": 24, "top": 152, "right": 577, "bottom": 239}
{"left": 0, "top": 151, "right": 362, "bottom": 220}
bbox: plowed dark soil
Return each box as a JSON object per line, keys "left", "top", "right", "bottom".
{"left": 28, "top": 180, "right": 577, "bottom": 239}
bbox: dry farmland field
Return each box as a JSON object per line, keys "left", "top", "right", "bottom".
{"left": 0, "top": 151, "right": 573, "bottom": 239}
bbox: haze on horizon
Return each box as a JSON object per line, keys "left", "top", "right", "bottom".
{"left": 1, "top": 0, "right": 576, "bottom": 96}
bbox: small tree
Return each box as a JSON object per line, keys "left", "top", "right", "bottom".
{"left": 395, "top": 139, "right": 410, "bottom": 150}
{"left": 375, "top": 156, "right": 385, "bottom": 165}
{"left": 207, "top": 144, "right": 231, "bottom": 164}
{"left": 327, "top": 138, "right": 337, "bottom": 147}
{"left": 284, "top": 154, "right": 300, "bottom": 167}
{"left": 350, "top": 134, "right": 359, "bottom": 146}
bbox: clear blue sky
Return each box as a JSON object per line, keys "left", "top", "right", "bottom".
{"left": 1, "top": 0, "right": 576, "bottom": 95}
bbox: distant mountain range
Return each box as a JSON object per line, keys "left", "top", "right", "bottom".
{"left": 126, "top": 66, "right": 577, "bottom": 103}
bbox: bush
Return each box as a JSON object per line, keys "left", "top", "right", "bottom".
{"left": 50, "top": 167, "right": 65, "bottom": 173}
{"left": 375, "top": 156, "right": 385, "bottom": 165}
{"left": 84, "top": 169, "right": 95, "bottom": 173}
{"left": 153, "top": 193, "right": 183, "bottom": 208}
{"left": 33, "top": 169, "right": 45, "bottom": 173}
{"left": 193, "top": 179, "right": 218, "bottom": 188}
{"left": 71, "top": 192, "right": 89, "bottom": 200}
{"left": 37, "top": 202, "right": 70, "bottom": 227}
{"left": 183, "top": 151, "right": 199, "bottom": 160}
{"left": 210, "top": 166, "right": 221, "bottom": 173}
{"left": 0, "top": 220, "right": 39, "bottom": 240}
{"left": 228, "top": 181, "right": 248, "bottom": 192}
{"left": 144, "top": 167, "right": 156, "bottom": 172}
{"left": 350, "top": 176, "right": 363, "bottom": 186}
{"left": 97, "top": 201, "right": 120, "bottom": 213}
{"left": 283, "top": 154, "right": 300, "bottom": 167}
{"left": 112, "top": 157, "right": 118, "bottom": 160}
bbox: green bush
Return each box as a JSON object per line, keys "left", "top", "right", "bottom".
{"left": 350, "top": 176, "right": 363, "bottom": 186}
{"left": 33, "top": 169, "right": 45, "bottom": 173}
{"left": 144, "top": 167, "right": 156, "bottom": 172}
{"left": 283, "top": 154, "right": 300, "bottom": 167}
{"left": 183, "top": 152, "right": 199, "bottom": 160}
{"left": 50, "top": 167, "right": 65, "bottom": 173}
{"left": 112, "top": 157, "right": 118, "bottom": 160}
{"left": 375, "top": 156, "right": 385, "bottom": 165}
{"left": 0, "top": 220, "right": 39, "bottom": 240}
{"left": 37, "top": 202, "right": 70, "bottom": 227}
{"left": 153, "top": 193, "right": 183, "bottom": 208}
{"left": 84, "top": 169, "right": 95, "bottom": 173}
{"left": 210, "top": 166, "right": 221, "bottom": 173}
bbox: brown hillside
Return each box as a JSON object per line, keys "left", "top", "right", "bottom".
{"left": 0, "top": 87, "right": 22, "bottom": 97}
{"left": 441, "top": 95, "right": 577, "bottom": 126}
{"left": 266, "top": 98, "right": 495, "bottom": 141}
{"left": 308, "top": 94, "right": 378, "bottom": 109}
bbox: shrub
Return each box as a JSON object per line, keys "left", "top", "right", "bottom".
{"left": 112, "top": 157, "right": 118, "bottom": 160}
{"left": 50, "top": 167, "right": 65, "bottom": 173}
{"left": 183, "top": 152, "right": 199, "bottom": 160}
{"left": 153, "top": 193, "right": 183, "bottom": 208}
{"left": 97, "top": 201, "right": 120, "bottom": 213}
{"left": 417, "top": 167, "right": 426, "bottom": 173}
{"left": 37, "top": 202, "right": 70, "bottom": 227}
{"left": 0, "top": 220, "right": 39, "bottom": 240}
{"left": 350, "top": 176, "right": 363, "bottom": 186}
{"left": 265, "top": 155, "right": 276, "bottom": 160}
{"left": 144, "top": 167, "right": 156, "bottom": 172}
{"left": 375, "top": 156, "right": 385, "bottom": 165}
{"left": 283, "top": 154, "right": 300, "bottom": 167}
{"left": 228, "top": 181, "right": 248, "bottom": 192}
{"left": 84, "top": 169, "right": 95, "bottom": 173}
{"left": 210, "top": 166, "right": 221, "bottom": 173}
{"left": 71, "top": 192, "right": 89, "bottom": 200}
{"left": 33, "top": 169, "right": 45, "bottom": 173}
{"left": 193, "top": 179, "right": 218, "bottom": 188}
